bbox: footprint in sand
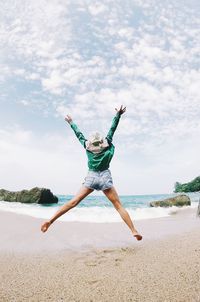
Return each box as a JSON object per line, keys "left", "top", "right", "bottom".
{"left": 102, "top": 249, "right": 116, "bottom": 254}
{"left": 85, "top": 261, "right": 98, "bottom": 267}
{"left": 87, "top": 280, "right": 101, "bottom": 285}
{"left": 114, "top": 258, "right": 122, "bottom": 266}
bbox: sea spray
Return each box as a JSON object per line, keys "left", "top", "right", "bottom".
{"left": 0, "top": 193, "right": 198, "bottom": 223}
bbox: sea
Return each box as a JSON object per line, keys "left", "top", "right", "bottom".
{"left": 0, "top": 192, "right": 199, "bottom": 223}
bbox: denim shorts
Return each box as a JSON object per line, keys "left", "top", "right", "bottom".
{"left": 83, "top": 169, "right": 113, "bottom": 191}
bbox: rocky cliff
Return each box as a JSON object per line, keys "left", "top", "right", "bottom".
{"left": 0, "top": 187, "right": 58, "bottom": 204}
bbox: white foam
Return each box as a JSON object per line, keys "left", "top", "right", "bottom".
{"left": 0, "top": 200, "right": 196, "bottom": 223}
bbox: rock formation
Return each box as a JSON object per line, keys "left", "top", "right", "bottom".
{"left": 0, "top": 187, "right": 58, "bottom": 204}
{"left": 150, "top": 194, "right": 191, "bottom": 207}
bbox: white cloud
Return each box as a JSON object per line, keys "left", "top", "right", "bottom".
{"left": 18, "top": 100, "right": 30, "bottom": 106}
{"left": 1, "top": 122, "right": 200, "bottom": 195}
{"left": 1, "top": 0, "right": 200, "bottom": 193}
{"left": 0, "top": 125, "right": 87, "bottom": 194}
{"left": 88, "top": 3, "right": 107, "bottom": 16}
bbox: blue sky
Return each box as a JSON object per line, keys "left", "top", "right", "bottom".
{"left": 0, "top": 0, "right": 200, "bottom": 195}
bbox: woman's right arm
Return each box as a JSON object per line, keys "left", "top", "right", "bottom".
{"left": 65, "top": 115, "right": 87, "bottom": 147}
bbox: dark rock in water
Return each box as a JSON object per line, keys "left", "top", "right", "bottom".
{"left": 0, "top": 187, "right": 58, "bottom": 204}
{"left": 150, "top": 194, "right": 191, "bottom": 207}
{"left": 197, "top": 200, "right": 200, "bottom": 217}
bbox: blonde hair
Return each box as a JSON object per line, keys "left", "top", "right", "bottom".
{"left": 86, "top": 132, "right": 109, "bottom": 154}
{"left": 88, "top": 131, "right": 103, "bottom": 145}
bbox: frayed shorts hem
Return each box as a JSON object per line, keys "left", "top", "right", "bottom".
{"left": 82, "top": 169, "right": 113, "bottom": 191}
{"left": 83, "top": 184, "right": 113, "bottom": 191}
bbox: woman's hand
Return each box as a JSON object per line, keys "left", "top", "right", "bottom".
{"left": 41, "top": 221, "right": 51, "bottom": 233}
{"left": 115, "top": 105, "right": 126, "bottom": 115}
{"left": 65, "top": 115, "right": 73, "bottom": 124}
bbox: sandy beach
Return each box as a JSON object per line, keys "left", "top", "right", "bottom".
{"left": 0, "top": 208, "right": 199, "bottom": 301}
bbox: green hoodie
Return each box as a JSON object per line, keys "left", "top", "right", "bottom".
{"left": 70, "top": 113, "right": 121, "bottom": 171}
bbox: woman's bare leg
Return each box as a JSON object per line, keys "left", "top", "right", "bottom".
{"left": 103, "top": 186, "right": 142, "bottom": 241}
{"left": 41, "top": 186, "right": 94, "bottom": 232}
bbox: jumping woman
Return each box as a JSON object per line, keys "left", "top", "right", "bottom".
{"left": 41, "top": 105, "right": 142, "bottom": 241}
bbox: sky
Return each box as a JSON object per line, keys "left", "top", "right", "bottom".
{"left": 0, "top": 0, "right": 200, "bottom": 195}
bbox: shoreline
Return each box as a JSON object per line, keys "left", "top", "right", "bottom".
{"left": 0, "top": 209, "right": 199, "bottom": 301}
{"left": 0, "top": 207, "right": 199, "bottom": 254}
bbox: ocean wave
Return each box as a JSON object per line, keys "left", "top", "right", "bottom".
{"left": 0, "top": 200, "right": 197, "bottom": 223}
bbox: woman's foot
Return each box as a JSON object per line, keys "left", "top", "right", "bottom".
{"left": 41, "top": 221, "right": 51, "bottom": 233}
{"left": 132, "top": 231, "right": 143, "bottom": 241}
{"left": 134, "top": 234, "right": 143, "bottom": 241}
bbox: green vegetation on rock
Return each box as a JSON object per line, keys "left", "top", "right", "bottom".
{"left": 174, "top": 176, "right": 200, "bottom": 193}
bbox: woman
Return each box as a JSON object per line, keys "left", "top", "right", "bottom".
{"left": 41, "top": 105, "right": 142, "bottom": 241}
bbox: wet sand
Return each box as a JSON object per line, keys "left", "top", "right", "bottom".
{"left": 0, "top": 209, "right": 199, "bottom": 301}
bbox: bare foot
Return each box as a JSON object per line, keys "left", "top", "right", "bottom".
{"left": 134, "top": 234, "right": 143, "bottom": 241}
{"left": 41, "top": 221, "right": 51, "bottom": 233}
{"left": 132, "top": 231, "right": 143, "bottom": 241}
